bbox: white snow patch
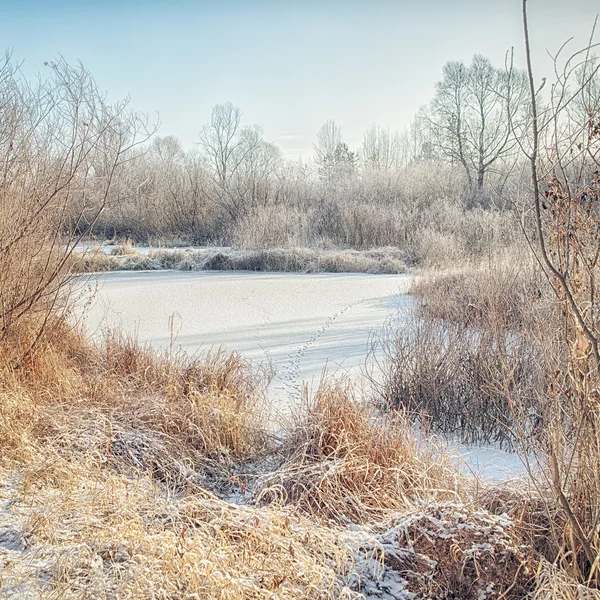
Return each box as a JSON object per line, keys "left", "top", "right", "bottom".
{"left": 79, "top": 271, "right": 411, "bottom": 414}
{"left": 451, "top": 442, "right": 529, "bottom": 479}
{"left": 77, "top": 270, "right": 528, "bottom": 480}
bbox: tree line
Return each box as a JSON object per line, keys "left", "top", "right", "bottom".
{"left": 2, "top": 47, "right": 598, "bottom": 259}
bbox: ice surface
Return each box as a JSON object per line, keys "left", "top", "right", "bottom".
{"left": 77, "top": 270, "right": 528, "bottom": 478}
{"left": 79, "top": 271, "right": 411, "bottom": 415}
{"left": 449, "top": 442, "right": 529, "bottom": 480}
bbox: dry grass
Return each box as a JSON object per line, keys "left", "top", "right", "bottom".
{"left": 257, "top": 381, "right": 459, "bottom": 525}
{"left": 1, "top": 330, "right": 536, "bottom": 599}
{"left": 0, "top": 324, "right": 269, "bottom": 484}
{"left": 0, "top": 326, "right": 368, "bottom": 598}
{"left": 533, "top": 560, "right": 600, "bottom": 600}
{"left": 0, "top": 310, "right": 587, "bottom": 599}
{"left": 0, "top": 320, "right": 367, "bottom": 599}
{"left": 382, "top": 252, "right": 552, "bottom": 446}
{"left": 387, "top": 242, "right": 600, "bottom": 592}
{"left": 0, "top": 463, "right": 366, "bottom": 599}
{"left": 73, "top": 246, "right": 409, "bottom": 274}
{"left": 382, "top": 306, "right": 544, "bottom": 446}
{"left": 411, "top": 250, "right": 547, "bottom": 329}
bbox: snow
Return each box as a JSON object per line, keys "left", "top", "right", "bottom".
{"left": 75, "top": 242, "right": 224, "bottom": 256}
{"left": 77, "top": 269, "right": 529, "bottom": 479}
{"left": 346, "top": 502, "right": 527, "bottom": 599}
{"left": 79, "top": 270, "right": 411, "bottom": 415}
{"left": 451, "top": 442, "right": 529, "bottom": 480}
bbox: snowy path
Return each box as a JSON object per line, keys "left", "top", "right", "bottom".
{"left": 79, "top": 271, "right": 412, "bottom": 414}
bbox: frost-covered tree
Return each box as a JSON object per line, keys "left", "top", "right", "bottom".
{"left": 314, "top": 120, "right": 357, "bottom": 182}
{"left": 361, "top": 125, "right": 401, "bottom": 172}
{"left": 199, "top": 103, "right": 283, "bottom": 220}
{"left": 426, "top": 54, "right": 528, "bottom": 188}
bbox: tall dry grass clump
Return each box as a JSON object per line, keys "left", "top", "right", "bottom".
{"left": 258, "top": 382, "right": 459, "bottom": 525}
{"left": 411, "top": 248, "right": 546, "bottom": 328}
{"left": 99, "top": 333, "right": 270, "bottom": 461}
{"left": 383, "top": 251, "right": 549, "bottom": 446}
{"left": 0, "top": 328, "right": 270, "bottom": 485}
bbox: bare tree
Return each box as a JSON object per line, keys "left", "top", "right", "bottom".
{"left": 230, "top": 126, "right": 282, "bottom": 210}
{"left": 152, "top": 134, "right": 184, "bottom": 165}
{"left": 199, "top": 102, "right": 244, "bottom": 186}
{"left": 361, "top": 125, "right": 401, "bottom": 172}
{"left": 198, "top": 103, "right": 268, "bottom": 221}
{"left": 313, "top": 119, "right": 342, "bottom": 166}
{"left": 426, "top": 54, "right": 529, "bottom": 189}
{"left": 313, "top": 119, "right": 357, "bottom": 183}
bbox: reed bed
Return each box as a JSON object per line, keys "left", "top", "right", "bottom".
{"left": 73, "top": 245, "right": 409, "bottom": 274}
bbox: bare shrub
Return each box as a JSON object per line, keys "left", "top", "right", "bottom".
{"left": 383, "top": 254, "right": 548, "bottom": 446}
{"left": 0, "top": 54, "right": 152, "bottom": 368}
{"left": 501, "top": 4, "right": 600, "bottom": 584}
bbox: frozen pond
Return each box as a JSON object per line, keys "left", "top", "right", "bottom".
{"left": 78, "top": 269, "right": 528, "bottom": 479}
{"left": 79, "top": 270, "right": 412, "bottom": 416}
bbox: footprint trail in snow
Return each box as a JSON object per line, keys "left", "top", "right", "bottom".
{"left": 81, "top": 271, "right": 413, "bottom": 411}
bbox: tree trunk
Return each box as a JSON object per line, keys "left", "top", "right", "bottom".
{"left": 477, "top": 166, "right": 485, "bottom": 189}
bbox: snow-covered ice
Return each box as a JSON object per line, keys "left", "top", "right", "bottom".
{"left": 450, "top": 443, "right": 528, "bottom": 480}
{"left": 79, "top": 270, "right": 411, "bottom": 413}
{"left": 77, "top": 269, "right": 528, "bottom": 479}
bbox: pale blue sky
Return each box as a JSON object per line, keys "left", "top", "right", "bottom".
{"left": 1, "top": 0, "right": 598, "bottom": 159}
